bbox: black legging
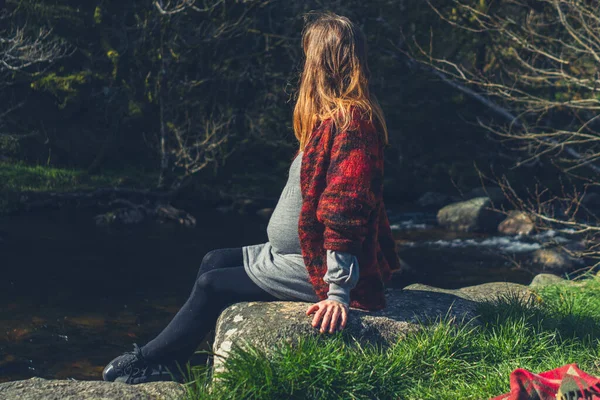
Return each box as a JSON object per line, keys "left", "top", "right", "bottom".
{"left": 140, "top": 247, "right": 279, "bottom": 365}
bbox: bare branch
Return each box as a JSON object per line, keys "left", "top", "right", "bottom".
{"left": 0, "top": 18, "right": 72, "bottom": 140}
{"left": 153, "top": 0, "right": 225, "bottom": 15}
{"left": 405, "top": 0, "right": 600, "bottom": 272}
{"left": 0, "top": 25, "right": 71, "bottom": 73}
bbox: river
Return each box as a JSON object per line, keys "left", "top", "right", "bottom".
{"left": 0, "top": 203, "right": 576, "bottom": 382}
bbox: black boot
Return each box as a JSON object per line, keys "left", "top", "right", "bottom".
{"left": 102, "top": 343, "right": 184, "bottom": 384}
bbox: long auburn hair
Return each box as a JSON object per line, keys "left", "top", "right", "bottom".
{"left": 293, "top": 11, "right": 389, "bottom": 151}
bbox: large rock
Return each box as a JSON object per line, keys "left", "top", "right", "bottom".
{"left": 498, "top": 210, "right": 534, "bottom": 235}
{"left": 401, "top": 281, "right": 534, "bottom": 303}
{"left": 211, "top": 274, "right": 569, "bottom": 376}
{"left": 211, "top": 293, "right": 478, "bottom": 376}
{"left": 530, "top": 247, "right": 584, "bottom": 272}
{"left": 529, "top": 273, "right": 567, "bottom": 287}
{"left": 0, "top": 377, "right": 185, "bottom": 400}
{"left": 437, "top": 197, "right": 506, "bottom": 232}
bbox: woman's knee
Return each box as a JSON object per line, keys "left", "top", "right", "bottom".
{"left": 202, "top": 249, "right": 224, "bottom": 267}
{"left": 197, "top": 249, "right": 224, "bottom": 280}
{"left": 195, "top": 269, "right": 220, "bottom": 293}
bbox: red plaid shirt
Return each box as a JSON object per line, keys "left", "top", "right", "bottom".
{"left": 297, "top": 107, "right": 402, "bottom": 311}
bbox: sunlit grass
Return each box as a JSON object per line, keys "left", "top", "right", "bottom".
{"left": 183, "top": 271, "right": 600, "bottom": 399}
{"left": 0, "top": 161, "right": 157, "bottom": 192}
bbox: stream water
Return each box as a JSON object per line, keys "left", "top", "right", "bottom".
{"left": 0, "top": 204, "right": 579, "bottom": 382}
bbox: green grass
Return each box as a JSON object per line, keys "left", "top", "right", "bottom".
{"left": 182, "top": 271, "right": 600, "bottom": 399}
{"left": 0, "top": 161, "right": 157, "bottom": 192}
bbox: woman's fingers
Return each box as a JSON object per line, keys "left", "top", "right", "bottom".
{"left": 340, "top": 306, "right": 348, "bottom": 329}
{"left": 306, "top": 304, "right": 319, "bottom": 315}
{"left": 320, "top": 306, "right": 334, "bottom": 333}
{"left": 329, "top": 307, "right": 341, "bottom": 333}
{"left": 308, "top": 301, "right": 350, "bottom": 334}
{"left": 311, "top": 305, "right": 326, "bottom": 327}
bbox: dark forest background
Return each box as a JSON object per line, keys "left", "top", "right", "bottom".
{"left": 0, "top": 0, "right": 579, "bottom": 212}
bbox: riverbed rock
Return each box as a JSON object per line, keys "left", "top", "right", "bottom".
{"left": 498, "top": 210, "right": 534, "bottom": 235}
{"left": 155, "top": 204, "right": 197, "bottom": 227}
{"left": 529, "top": 273, "right": 566, "bottom": 287}
{"left": 94, "top": 207, "right": 146, "bottom": 226}
{"left": 530, "top": 247, "right": 583, "bottom": 272}
{"left": 0, "top": 377, "right": 185, "bottom": 400}
{"left": 437, "top": 197, "right": 506, "bottom": 232}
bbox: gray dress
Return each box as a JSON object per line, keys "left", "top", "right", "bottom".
{"left": 243, "top": 151, "right": 359, "bottom": 305}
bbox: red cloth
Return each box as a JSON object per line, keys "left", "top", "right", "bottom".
{"left": 491, "top": 363, "right": 600, "bottom": 400}
{"left": 297, "top": 106, "right": 402, "bottom": 311}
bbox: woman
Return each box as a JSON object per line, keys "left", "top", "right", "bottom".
{"left": 102, "top": 11, "right": 401, "bottom": 385}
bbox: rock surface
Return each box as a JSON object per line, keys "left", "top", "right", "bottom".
{"left": 530, "top": 247, "right": 584, "bottom": 272}
{"left": 497, "top": 210, "right": 534, "bottom": 235}
{"left": 401, "top": 280, "right": 534, "bottom": 303}
{"left": 211, "top": 273, "right": 568, "bottom": 376}
{"left": 211, "top": 290, "right": 478, "bottom": 376}
{"left": 437, "top": 197, "right": 506, "bottom": 232}
{"left": 529, "top": 273, "right": 568, "bottom": 287}
{"left": 0, "top": 377, "right": 185, "bottom": 400}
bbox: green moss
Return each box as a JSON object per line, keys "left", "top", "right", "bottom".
{"left": 93, "top": 5, "right": 102, "bottom": 25}
{"left": 107, "top": 49, "right": 120, "bottom": 79}
{"left": 0, "top": 161, "right": 157, "bottom": 193}
{"left": 30, "top": 72, "right": 91, "bottom": 108}
{"left": 31, "top": 72, "right": 88, "bottom": 94}
{"left": 11, "top": 0, "right": 84, "bottom": 25}
{"left": 0, "top": 136, "right": 20, "bottom": 157}
{"left": 128, "top": 100, "right": 143, "bottom": 117}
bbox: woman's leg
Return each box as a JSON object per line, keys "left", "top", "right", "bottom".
{"left": 195, "top": 247, "right": 244, "bottom": 280}
{"left": 141, "top": 264, "right": 278, "bottom": 365}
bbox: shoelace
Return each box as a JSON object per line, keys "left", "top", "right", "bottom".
{"left": 121, "top": 343, "right": 146, "bottom": 377}
{"left": 129, "top": 347, "right": 175, "bottom": 383}
{"left": 131, "top": 343, "right": 145, "bottom": 360}
{"left": 127, "top": 363, "right": 170, "bottom": 384}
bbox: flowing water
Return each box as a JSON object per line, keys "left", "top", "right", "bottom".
{"left": 0, "top": 204, "right": 579, "bottom": 382}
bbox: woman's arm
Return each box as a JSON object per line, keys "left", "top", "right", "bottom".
{"left": 323, "top": 250, "right": 359, "bottom": 306}
{"left": 307, "top": 115, "right": 380, "bottom": 334}
{"left": 315, "top": 117, "right": 380, "bottom": 255}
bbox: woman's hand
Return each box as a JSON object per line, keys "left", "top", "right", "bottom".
{"left": 306, "top": 299, "right": 349, "bottom": 334}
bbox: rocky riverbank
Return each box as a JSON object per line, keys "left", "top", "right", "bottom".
{"left": 0, "top": 273, "right": 574, "bottom": 399}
